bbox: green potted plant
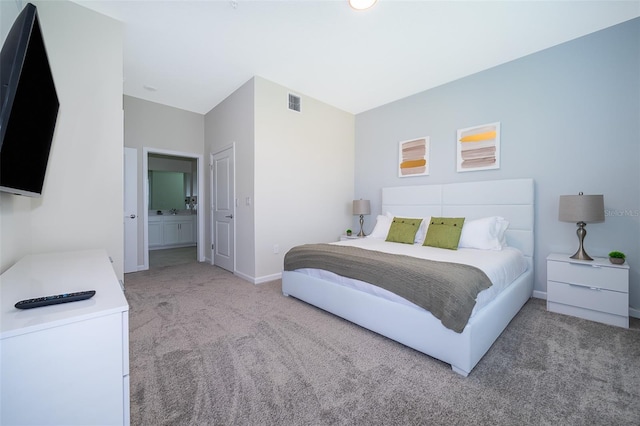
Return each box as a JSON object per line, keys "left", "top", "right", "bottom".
{"left": 608, "top": 251, "right": 626, "bottom": 265}
{"left": 346, "top": 229, "right": 352, "bottom": 236}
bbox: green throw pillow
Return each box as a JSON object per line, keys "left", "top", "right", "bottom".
{"left": 423, "top": 217, "right": 465, "bottom": 250}
{"left": 385, "top": 217, "right": 423, "bottom": 244}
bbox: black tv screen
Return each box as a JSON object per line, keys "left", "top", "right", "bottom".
{"left": 0, "top": 3, "right": 59, "bottom": 197}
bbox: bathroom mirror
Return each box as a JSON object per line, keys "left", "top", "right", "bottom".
{"left": 148, "top": 171, "right": 192, "bottom": 210}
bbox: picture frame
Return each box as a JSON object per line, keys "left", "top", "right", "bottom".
{"left": 456, "top": 122, "right": 500, "bottom": 172}
{"left": 398, "top": 137, "right": 429, "bottom": 177}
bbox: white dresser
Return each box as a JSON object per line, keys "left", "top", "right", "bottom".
{"left": 546, "top": 253, "right": 629, "bottom": 328}
{"left": 0, "top": 250, "right": 130, "bottom": 425}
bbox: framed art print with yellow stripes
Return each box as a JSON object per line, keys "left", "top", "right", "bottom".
{"left": 456, "top": 122, "right": 500, "bottom": 172}
{"left": 398, "top": 137, "right": 429, "bottom": 177}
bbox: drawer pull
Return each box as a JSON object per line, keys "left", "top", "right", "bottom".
{"left": 570, "top": 262, "right": 601, "bottom": 269}
{"left": 569, "top": 283, "right": 601, "bottom": 291}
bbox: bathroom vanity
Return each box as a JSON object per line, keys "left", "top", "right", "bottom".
{"left": 149, "top": 213, "right": 197, "bottom": 249}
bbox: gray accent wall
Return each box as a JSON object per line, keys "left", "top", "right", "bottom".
{"left": 354, "top": 18, "right": 640, "bottom": 309}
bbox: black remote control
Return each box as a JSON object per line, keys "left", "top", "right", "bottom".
{"left": 15, "top": 290, "right": 96, "bottom": 309}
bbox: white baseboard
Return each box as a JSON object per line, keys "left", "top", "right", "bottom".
{"left": 254, "top": 272, "right": 282, "bottom": 285}
{"left": 532, "top": 290, "right": 547, "bottom": 300}
{"left": 630, "top": 307, "right": 640, "bottom": 319}
{"left": 232, "top": 270, "right": 282, "bottom": 285}
{"left": 233, "top": 270, "right": 254, "bottom": 283}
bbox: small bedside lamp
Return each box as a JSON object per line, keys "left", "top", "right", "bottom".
{"left": 352, "top": 199, "right": 371, "bottom": 237}
{"left": 559, "top": 192, "right": 604, "bottom": 261}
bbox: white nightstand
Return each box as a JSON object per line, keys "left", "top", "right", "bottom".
{"left": 339, "top": 234, "right": 361, "bottom": 241}
{"left": 546, "top": 253, "right": 629, "bottom": 328}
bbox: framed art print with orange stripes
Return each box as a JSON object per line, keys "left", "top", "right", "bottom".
{"left": 398, "top": 137, "right": 429, "bottom": 177}
{"left": 456, "top": 122, "right": 500, "bottom": 172}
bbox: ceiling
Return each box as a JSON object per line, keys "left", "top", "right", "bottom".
{"left": 72, "top": 0, "right": 640, "bottom": 115}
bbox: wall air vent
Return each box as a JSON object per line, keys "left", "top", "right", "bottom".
{"left": 288, "top": 93, "right": 301, "bottom": 112}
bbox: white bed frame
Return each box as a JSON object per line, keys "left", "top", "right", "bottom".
{"left": 282, "top": 178, "right": 534, "bottom": 376}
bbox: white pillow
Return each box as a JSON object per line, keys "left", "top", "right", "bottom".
{"left": 367, "top": 213, "right": 393, "bottom": 239}
{"left": 458, "top": 216, "right": 509, "bottom": 250}
{"left": 498, "top": 219, "right": 509, "bottom": 248}
{"left": 413, "top": 216, "right": 431, "bottom": 245}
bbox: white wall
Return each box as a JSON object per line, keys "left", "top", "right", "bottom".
{"left": 354, "top": 18, "right": 640, "bottom": 309}
{"left": 0, "top": 1, "right": 124, "bottom": 278}
{"left": 123, "top": 95, "right": 204, "bottom": 269}
{"left": 124, "top": 96, "right": 204, "bottom": 154}
{"left": 204, "top": 77, "right": 354, "bottom": 282}
{"left": 253, "top": 77, "right": 355, "bottom": 281}
{"left": 204, "top": 79, "right": 256, "bottom": 277}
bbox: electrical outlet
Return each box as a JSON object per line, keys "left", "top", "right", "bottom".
{"left": 273, "top": 244, "right": 279, "bottom": 254}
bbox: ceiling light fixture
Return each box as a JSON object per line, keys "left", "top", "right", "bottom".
{"left": 349, "top": 0, "right": 377, "bottom": 11}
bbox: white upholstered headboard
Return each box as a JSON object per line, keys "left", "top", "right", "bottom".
{"left": 381, "top": 178, "right": 535, "bottom": 259}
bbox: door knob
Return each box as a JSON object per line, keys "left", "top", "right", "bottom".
{"left": 225, "top": 214, "right": 233, "bottom": 219}
{"left": 130, "top": 214, "right": 136, "bottom": 219}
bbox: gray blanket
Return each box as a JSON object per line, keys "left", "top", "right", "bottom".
{"left": 284, "top": 244, "right": 493, "bottom": 333}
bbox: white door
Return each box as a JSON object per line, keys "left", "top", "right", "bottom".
{"left": 211, "top": 146, "right": 234, "bottom": 272}
{"left": 123, "top": 147, "right": 138, "bottom": 273}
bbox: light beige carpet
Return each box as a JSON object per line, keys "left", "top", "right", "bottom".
{"left": 149, "top": 246, "right": 197, "bottom": 268}
{"left": 124, "top": 262, "right": 640, "bottom": 425}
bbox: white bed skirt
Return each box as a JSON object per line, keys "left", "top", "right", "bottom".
{"left": 282, "top": 265, "right": 534, "bottom": 376}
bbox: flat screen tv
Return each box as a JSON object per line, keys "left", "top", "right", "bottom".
{"left": 0, "top": 3, "right": 59, "bottom": 197}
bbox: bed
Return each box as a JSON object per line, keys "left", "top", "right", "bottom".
{"left": 282, "top": 178, "right": 534, "bottom": 376}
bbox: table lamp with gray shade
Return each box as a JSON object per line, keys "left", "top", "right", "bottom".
{"left": 353, "top": 199, "right": 371, "bottom": 237}
{"left": 558, "top": 192, "right": 604, "bottom": 261}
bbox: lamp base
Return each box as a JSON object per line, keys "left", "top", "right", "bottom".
{"left": 570, "top": 221, "right": 593, "bottom": 261}
{"left": 357, "top": 214, "right": 366, "bottom": 237}
{"left": 569, "top": 248, "right": 594, "bottom": 261}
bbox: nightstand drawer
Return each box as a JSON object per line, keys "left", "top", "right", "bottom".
{"left": 547, "top": 260, "right": 628, "bottom": 292}
{"left": 547, "top": 280, "right": 628, "bottom": 316}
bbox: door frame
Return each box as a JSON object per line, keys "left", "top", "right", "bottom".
{"left": 123, "top": 147, "right": 138, "bottom": 273}
{"left": 210, "top": 143, "right": 235, "bottom": 270}
{"left": 142, "top": 147, "right": 205, "bottom": 270}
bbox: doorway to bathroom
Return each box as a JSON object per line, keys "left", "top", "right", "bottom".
{"left": 142, "top": 147, "right": 205, "bottom": 270}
